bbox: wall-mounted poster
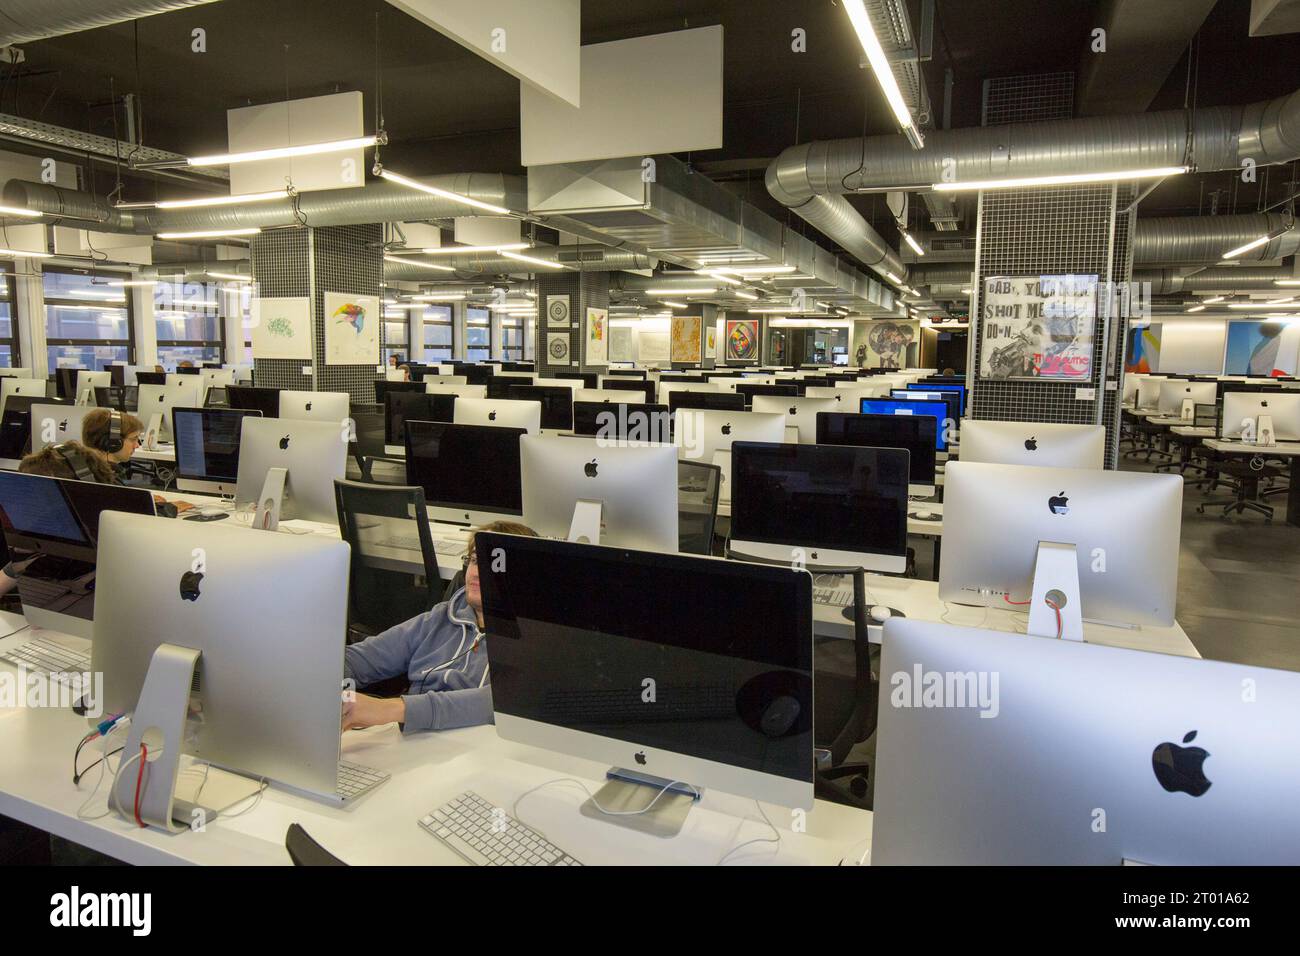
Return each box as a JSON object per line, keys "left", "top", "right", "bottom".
{"left": 250, "top": 296, "right": 312, "bottom": 360}
{"left": 1224, "top": 320, "right": 1300, "bottom": 377}
{"left": 671, "top": 315, "right": 703, "bottom": 363}
{"left": 323, "top": 291, "right": 380, "bottom": 365}
{"left": 546, "top": 332, "right": 571, "bottom": 364}
{"left": 853, "top": 319, "right": 918, "bottom": 369}
{"left": 979, "top": 274, "right": 1097, "bottom": 380}
{"left": 586, "top": 307, "right": 608, "bottom": 365}
{"left": 725, "top": 318, "right": 759, "bottom": 362}
{"left": 1124, "top": 323, "right": 1162, "bottom": 374}
{"left": 546, "top": 294, "right": 571, "bottom": 328}
{"left": 610, "top": 325, "right": 633, "bottom": 362}
{"left": 705, "top": 325, "right": 718, "bottom": 358}
{"left": 640, "top": 331, "right": 671, "bottom": 363}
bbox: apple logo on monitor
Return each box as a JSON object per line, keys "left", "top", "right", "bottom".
{"left": 58, "top": 419, "right": 68, "bottom": 431}
{"left": 1024, "top": 436, "right": 1038, "bottom": 451}
{"left": 488, "top": 410, "right": 498, "bottom": 421}
{"left": 179, "top": 570, "right": 204, "bottom": 602}
{"left": 279, "top": 435, "right": 290, "bottom": 450}
{"left": 788, "top": 406, "right": 798, "bottom": 416}
{"left": 585, "top": 459, "right": 599, "bottom": 478}
{"left": 721, "top": 423, "right": 732, "bottom": 436}
{"left": 1048, "top": 491, "right": 1069, "bottom": 516}
{"left": 1261, "top": 400, "right": 1269, "bottom": 408}
{"left": 305, "top": 401, "right": 313, "bottom": 412}
{"left": 1151, "top": 730, "right": 1211, "bottom": 797}
{"left": 634, "top": 751, "right": 647, "bottom": 766}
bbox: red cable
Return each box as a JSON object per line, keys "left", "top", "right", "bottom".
{"left": 134, "top": 744, "right": 147, "bottom": 828}
{"left": 1045, "top": 599, "right": 1062, "bottom": 639}
{"left": 1002, "top": 594, "right": 1032, "bottom": 606}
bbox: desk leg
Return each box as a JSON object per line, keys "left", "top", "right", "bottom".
{"left": 1289, "top": 459, "right": 1299, "bottom": 529}
{"left": 932, "top": 537, "right": 941, "bottom": 581}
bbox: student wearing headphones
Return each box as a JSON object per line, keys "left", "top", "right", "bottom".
{"left": 341, "top": 520, "right": 538, "bottom": 734}
{"left": 81, "top": 409, "right": 194, "bottom": 515}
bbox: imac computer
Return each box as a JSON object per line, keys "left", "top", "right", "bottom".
{"left": 373, "top": 379, "right": 425, "bottom": 407}
{"left": 575, "top": 387, "right": 651, "bottom": 405}
{"left": 94, "top": 386, "right": 139, "bottom": 412}
{"left": 859, "top": 397, "right": 951, "bottom": 453}
{"left": 385, "top": 391, "right": 456, "bottom": 446}
{"left": 1220, "top": 391, "right": 1300, "bottom": 442}
{"left": 404, "top": 420, "right": 525, "bottom": 526}
{"left": 729, "top": 441, "right": 908, "bottom": 573}
{"left": 553, "top": 371, "right": 600, "bottom": 389}
{"left": 90, "top": 512, "right": 376, "bottom": 814}
{"left": 507, "top": 384, "right": 574, "bottom": 431}
{"left": 200, "top": 367, "right": 235, "bottom": 395}
{"left": 135, "top": 383, "right": 199, "bottom": 441}
{"left": 1, "top": 378, "right": 46, "bottom": 415}
{"left": 657, "top": 380, "right": 722, "bottom": 406}
{"left": 477, "top": 532, "right": 814, "bottom": 821}
{"left": 520, "top": 434, "right": 678, "bottom": 553}
{"left": 27, "top": 404, "right": 97, "bottom": 452}
{"left": 667, "top": 390, "right": 745, "bottom": 414}
{"left": 672, "top": 408, "right": 786, "bottom": 465}
{"left": 453, "top": 397, "right": 542, "bottom": 435}
{"left": 134, "top": 371, "right": 166, "bottom": 386}
{"left": 426, "top": 382, "right": 487, "bottom": 400}
{"left": 279, "top": 389, "right": 350, "bottom": 424}
{"left": 889, "top": 389, "right": 961, "bottom": 427}
{"left": 601, "top": 369, "right": 646, "bottom": 379}
{"left": 173, "top": 407, "right": 263, "bottom": 496}
{"left": 600, "top": 379, "right": 657, "bottom": 403}
{"left": 0, "top": 397, "right": 70, "bottom": 462}
{"left": 910, "top": 381, "right": 967, "bottom": 415}
{"left": 939, "top": 461, "right": 1182, "bottom": 639}
{"left": 735, "top": 383, "right": 798, "bottom": 406}
{"left": 75, "top": 371, "right": 112, "bottom": 404}
{"left": 0, "top": 472, "right": 154, "bottom": 639}
{"left": 234, "top": 417, "right": 347, "bottom": 523}
{"left": 422, "top": 374, "right": 470, "bottom": 387}
{"left": 1158, "top": 380, "right": 1218, "bottom": 418}
{"left": 751, "top": 395, "right": 837, "bottom": 444}
{"left": 816, "top": 412, "right": 937, "bottom": 497}
{"left": 873, "top": 618, "right": 1300, "bottom": 865}
{"left": 1135, "top": 375, "right": 1168, "bottom": 410}
{"left": 572, "top": 401, "right": 672, "bottom": 443}
{"left": 958, "top": 420, "right": 1105, "bottom": 469}
{"left": 227, "top": 385, "right": 282, "bottom": 418}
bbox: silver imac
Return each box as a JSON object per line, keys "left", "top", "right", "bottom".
{"left": 520, "top": 434, "right": 678, "bottom": 552}
{"left": 136, "top": 383, "right": 197, "bottom": 440}
{"left": 454, "top": 396, "right": 542, "bottom": 435}
{"left": 751, "top": 395, "right": 837, "bottom": 444}
{"left": 91, "top": 512, "right": 354, "bottom": 802}
{"left": 958, "top": 420, "right": 1105, "bottom": 469}
{"left": 278, "top": 389, "right": 350, "bottom": 424}
{"left": 873, "top": 618, "right": 1300, "bottom": 865}
{"left": 28, "top": 404, "right": 97, "bottom": 452}
{"left": 1158, "top": 379, "right": 1218, "bottom": 417}
{"left": 173, "top": 406, "right": 263, "bottom": 496}
{"left": 1, "top": 378, "right": 46, "bottom": 415}
{"left": 672, "top": 408, "right": 786, "bottom": 464}
{"left": 939, "top": 461, "right": 1182, "bottom": 629}
{"left": 1221, "top": 391, "right": 1300, "bottom": 441}
{"left": 1135, "top": 375, "right": 1168, "bottom": 410}
{"left": 575, "top": 387, "right": 650, "bottom": 405}
{"left": 74, "top": 371, "right": 111, "bottom": 404}
{"left": 422, "top": 374, "right": 469, "bottom": 386}
{"left": 657, "top": 380, "right": 722, "bottom": 405}
{"left": 426, "top": 382, "right": 487, "bottom": 399}
{"left": 234, "top": 417, "right": 347, "bottom": 522}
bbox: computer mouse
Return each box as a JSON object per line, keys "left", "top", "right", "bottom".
{"left": 759, "top": 695, "right": 801, "bottom": 738}
{"left": 869, "top": 605, "right": 892, "bottom": 624}
{"left": 913, "top": 510, "right": 935, "bottom": 520}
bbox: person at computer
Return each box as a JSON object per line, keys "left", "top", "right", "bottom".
{"left": 340, "top": 520, "right": 538, "bottom": 734}
{"left": 81, "top": 409, "right": 194, "bottom": 515}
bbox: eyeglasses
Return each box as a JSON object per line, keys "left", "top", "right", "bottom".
{"left": 461, "top": 550, "right": 477, "bottom": 569}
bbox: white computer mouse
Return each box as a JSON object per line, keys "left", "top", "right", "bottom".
{"left": 870, "top": 605, "right": 892, "bottom": 623}
{"left": 913, "top": 510, "right": 935, "bottom": 520}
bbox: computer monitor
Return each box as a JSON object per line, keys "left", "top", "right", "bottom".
{"left": 599, "top": 378, "right": 656, "bottom": 403}
{"left": 203, "top": 387, "right": 229, "bottom": 409}
{"left": 91, "top": 512, "right": 353, "bottom": 802}
{"left": 384, "top": 391, "right": 456, "bottom": 445}
{"left": 859, "top": 397, "right": 950, "bottom": 452}
{"left": 0, "top": 396, "right": 70, "bottom": 461}
{"left": 279, "top": 390, "right": 350, "bottom": 424}
{"left": 571, "top": 401, "right": 672, "bottom": 442}
{"left": 553, "top": 371, "right": 599, "bottom": 389}
{"left": 134, "top": 371, "right": 166, "bottom": 386}
{"left": 1122, "top": 373, "right": 1144, "bottom": 404}
{"left": 373, "top": 380, "right": 425, "bottom": 407}
{"left": 234, "top": 417, "right": 347, "bottom": 523}
{"left": 873, "top": 618, "right": 1300, "bottom": 864}
{"left": 227, "top": 385, "right": 282, "bottom": 418}
{"left": 27, "top": 404, "right": 97, "bottom": 453}
{"left": 958, "top": 420, "right": 1105, "bottom": 469}
{"left": 55, "top": 368, "right": 79, "bottom": 401}
{"left": 200, "top": 367, "right": 235, "bottom": 396}
{"left": 404, "top": 420, "right": 525, "bottom": 526}
{"left": 602, "top": 369, "right": 646, "bottom": 379}
{"left": 453, "top": 397, "right": 541, "bottom": 435}
{"left": 426, "top": 382, "right": 486, "bottom": 400}
{"left": 673, "top": 408, "right": 786, "bottom": 465}
{"left": 908, "top": 381, "right": 966, "bottom": 415}
{"left": 1220, "top": 391, "right": 1300, "bottom": 441}
{"left": 939, "top": 461, "right": 1182, "bottom": 628}
{"left": 667, "top": 390, "right": 746, "bottom": 414}
{"left": 507, "top": 385, "right": 574, "bottom": 430}
{"left": 658, "top": 380, "right": 722, "bottom": 406}
{"left": 174, "top": 365, "right": 202, "bottom": 375}
{"left": 575, "top": 387, "right": 652, "bottom": 405}
{"left": 94, "top": 386, "right": 138, "bottom": 412}
{"left": 0, "top": 471, "right": 154, "bottom": 639}
{"left": 751, "top": 396, "right": 837, "bottom": 444}
{"left": 890, "top": 389, "right": 961, "bottom": 426}
{"left": 1135, "top": 375, "right": 1167, "bottom": 410}
{"left": 734, "top": 383, "right": 798, "bottom": 406}
{"left": 729, "top": 442, "right": 908, "bottom": 573}
{"left": 72, "top": 371, "right": 110, "bottom": 403}
{"left": 135, "top": 384, "right": 198, "bottom": 441}
{"left": 173, "top": 407, "right": 263, "bottom": 496}
{"left": 477, "top": 532, "right": 814, "bottom": 812}
{"left": 815, "top": 412, "right": 937, "bottom": 497}
{"left": 421, "top": 374, "right": 469, "bottom": 387}
{"left": 520, "top": 434, "right": 678, "bottom": 553}
{"left": 455, "top": 364, "right": 494, "bottom": 386}
{"left": 1157, "top": 380, "right": 1218, "bottom": 417}
{"left": 1, "top": 378, "right": 46, "bottom": 415}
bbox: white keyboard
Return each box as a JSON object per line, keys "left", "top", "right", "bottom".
{"left": 1, "top": 637, "right": 91, "bottom": 691}
{"left": 813, "top": 585, "right": 853, "bottom": 607}
{"left": 337, "top": 760, "right": 390, "bottom": 801}
{"left": 376, "top": 535, "right": 467, "bottom": 556}
{"left": 419, "top": 790, "right": 582, "bottom": 866}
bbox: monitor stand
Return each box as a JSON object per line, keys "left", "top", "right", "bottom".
{"left": 1256, "top": 414, "right": 1275, "bottom": 447}
{"left": 578, "top": 768, "right": 701, "bottom": 838}
{"left": 1026, "top": 541, "right": 1083, "bottom": 641}
{"left": 143, "top": 412, "right": 164, "bottom": 451}
{"left": 566, "top": 499, "right": 603, "bottom": 545}
{"left": 254, "top": 467, "right": 287, "bottom": 531}
{"left": 1180, "top": 398, "right": 1195, "bottom": 421}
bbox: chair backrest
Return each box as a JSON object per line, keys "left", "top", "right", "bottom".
{"left": 676, "top": 459, "right": 721, "bottom": 555}
{"left": 1194, "top": 402, "right": 1218, "bottom": 429}
{"left": 334, "top": 479, "right": 440, "bottom": 636}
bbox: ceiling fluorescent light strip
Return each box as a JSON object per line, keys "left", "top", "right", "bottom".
{"left": 378, "top": 169, "right": 512, "bottom": 215}
{"left": 933, "top": 166, "right": 1188, "bottom": 192}
{"left": 902, "top": 232, "right": 924, "bottom": 256}
{"left": 499, "top": 250, "right": 570, "bottom": 270}
{"left": 0, "top": 205, "right": 41, "bottom": 218}
{"left": 1221, "top": 235, "right": 1271, "bottom": 260}
{"left": 0, "top": 247, "right": 51, "bottom": 258}
{"left": 155, "top": 190, "right": 289, "bottom": 209}
{"left": 188, "top": 136, "right": 377, "bottom": 167}
{"left": 414, "top": 244, "right": 530, "bottom": 255}
{"left": 843, "top": 0, "right": 923, "bottom": 148}
{"left": 156, "top": 228, "right": 260, "bottom": 240}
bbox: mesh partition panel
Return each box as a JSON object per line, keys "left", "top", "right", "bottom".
{"left": 981, "top": 72, "right": 1075, "bottom": 126}
{"left": 538, "top": 270, "right": 609, "bottom": 374}
{"left": 250, "top": 229, "right": 312, "bottom": 391}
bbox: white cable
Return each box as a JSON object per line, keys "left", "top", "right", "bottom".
{"left": 220, "top": 778, "right": 268, "bottom": 818}
{"left": 716, "top": 800, "right": 782, "bottom": 865}
{"left": 75, "top": 718, "right": 130, "bottom": 821}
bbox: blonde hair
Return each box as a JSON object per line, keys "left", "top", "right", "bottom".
{"left": 466, "top": 520, "right": 538, "bottom": 559}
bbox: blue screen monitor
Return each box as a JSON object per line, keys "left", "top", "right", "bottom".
{"left": 908, "top": 382, "right": 966, "bottom": 415}
{"left": 860, "top": 398, "right": 950, "bottom": 451}
{"left": 892, "top": 389, "right": 961, "bottom": 425}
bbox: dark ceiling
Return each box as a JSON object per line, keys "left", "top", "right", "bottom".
{"left": 2, "top": 0, "right": 1299, "bottom": 259}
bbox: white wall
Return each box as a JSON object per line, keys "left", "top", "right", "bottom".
{"left": 1154, "top": 318, "right": 1227, "bottom": 374}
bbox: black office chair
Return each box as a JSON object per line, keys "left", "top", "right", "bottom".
{"left": 813, "top": 569, "right": 876, "bottom": 811}
{"left": 285, "top": 824, "right": 347, "bottom": 866}
{"left": 1196, "top": 456, "right": 1283, "bottom": 521}
{"left": 677, "top": 459, "right": 722, "bottom": 555}
{"left": 334, "top": 480, "right": 440, "bottom": 643}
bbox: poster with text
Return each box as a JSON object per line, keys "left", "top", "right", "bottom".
{"left": 1224, "top": 320, "right": 1300, "bottom": 377}
{"left": 250, "top": 296, "right": 312, "bottom": 360}
{"left": 671, "top": 315, "right": 703, "bottom": 363}
{"left": 323, "top": 291, "right": 380, "bottom": 365}
{"left": 586, "top": 307, "right": 608, "bottom": 365}
{"left": 853, "top": 319, "right": 918, "bottom": 368}
{"left": 979, "top": 274, "right": 1096, "bottom": 380}
{"left": 1124, "top": 323, "right": 1162, "bottom": 374}
{"left": 725, "top": 319, "right": 759, "bottom": 362}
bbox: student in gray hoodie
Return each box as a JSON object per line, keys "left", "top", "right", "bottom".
{"left": 341, "top": 520, "right": 538, "bottom": 734}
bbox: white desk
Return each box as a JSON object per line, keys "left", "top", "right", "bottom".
{"left": 1201, "top": 438, "right": 1300, "bottom": 527}
{"left": 134, "top": 443, "right": 176, "bottom": 463}
{"left": 0, "top": 612, "right": 871, "bottom": 866}
{"left": 1171, "top": 425, "right": 1216, "bottom": 438}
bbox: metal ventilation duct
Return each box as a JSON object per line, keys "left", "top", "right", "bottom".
{"left": 0, "top": 0, "right": 220, "bottom": 45}
{"left": 1134, "top": 213, "right": 1300, "bottom": 263}
{"left": 1135, "top": 268, "right": 1298, "bottom": 294}
{"left": 383, "top": 245, "right": 656, "bottom": 279}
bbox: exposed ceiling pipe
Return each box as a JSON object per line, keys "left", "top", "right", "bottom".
{"left": 0, "top": 0, "right": 220, "bottom": 45}
{"left": 1, "top": 174, "right": 527, "bottom": 233}
{"left": 1135, "top": 267, "right": 1298, "bottom": 295}
{"left": 767, "top": 86, "right": 1300, "bottom": 284}
{"left": 384, "top": 246, "right": 656, "bottom": 279}
{"left": 1135, "top": 213, "right": 1299, "bottom": 263}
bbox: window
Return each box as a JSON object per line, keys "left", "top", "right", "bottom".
{"left": 155, "top": 279, "right": 225, "bottom": 369}
{"left": 0, "top": 262, "right": 18, "bottom": 368}
{"left": 422, "top": 304, "right": 454, "bottom": 362}
{"left": 383, "top": 311, "right": 410, "bottom": 366}
{"left": 466, "top": 306, "right": 490, "bottom": 362}
{"left": 43, "top": 267, "right": 134, "bottom": 371}
{"left": 524, "top": 317, "right": 535, "bottom": 361}
{"left": 500, "top": 315, "right": 524, "bottom": 361}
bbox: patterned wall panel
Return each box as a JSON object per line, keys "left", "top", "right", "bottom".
{"left": 537, "top": 270, "right": 609, "bottom": 374}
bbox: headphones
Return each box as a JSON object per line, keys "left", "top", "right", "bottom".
{"left": 97, "top": 409, "right": 125, "bottom": 454}
{"left": 52, "top": 442, "right": 98, "bottom": 482}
